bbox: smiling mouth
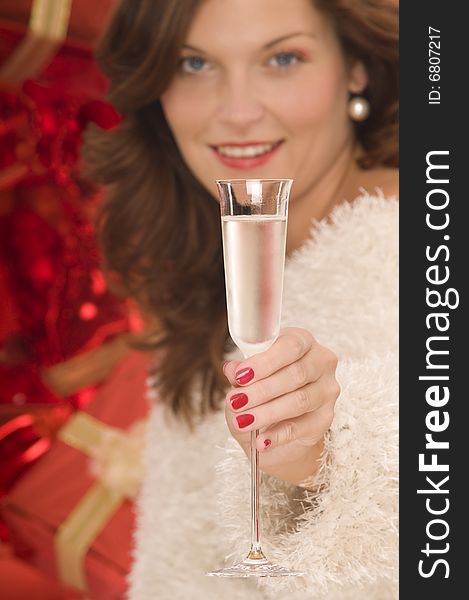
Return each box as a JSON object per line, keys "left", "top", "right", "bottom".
{"left": 210, "top": 140, "right": 284, "bottom": 158}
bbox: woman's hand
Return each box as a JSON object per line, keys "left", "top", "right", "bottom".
{"left": 223, "top": 327, "right": 340, "bottom": 486}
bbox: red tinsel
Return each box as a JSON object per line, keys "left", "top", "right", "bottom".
{"left": 0, "top": 37, "right": 121, "bottom": 189}
{"left": 0, "top": 27, "right": 130, "bottom": 501}
{"left": 8, "top": 79, "right": 119, "bottom": 188}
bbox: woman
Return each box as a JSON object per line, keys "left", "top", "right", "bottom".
{"left": 86, "top": 0, "right": 398, "bottom": 598}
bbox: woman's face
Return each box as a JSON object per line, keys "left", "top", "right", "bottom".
{"left": 161, "top": 0, "right": 367, "bottom": 200}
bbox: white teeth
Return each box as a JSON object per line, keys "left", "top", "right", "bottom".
{"left": 215, "top": 143, "right": 278, "bottom": 158}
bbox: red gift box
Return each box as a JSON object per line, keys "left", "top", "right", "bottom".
{"left": 1, "top": 349, "right": 153, "bottom": 599}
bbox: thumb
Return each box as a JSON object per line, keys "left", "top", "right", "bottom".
{"left": 223, "top": 359, "right": 243, "bottom": 386}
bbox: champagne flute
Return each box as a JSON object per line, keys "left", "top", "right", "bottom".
{"left": 207, "top": 179, "right": 304, "bottom": 578}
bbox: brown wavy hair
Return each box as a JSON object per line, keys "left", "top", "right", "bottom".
{"left": 84, "top": 0, "right": 399, "bottom": 428}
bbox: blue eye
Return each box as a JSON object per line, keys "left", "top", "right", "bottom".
{"left": 179, "top": 56, "right": 208, "bottom": 74}
{"left": 269, "top": 52, "right": 302, "bottom": 68}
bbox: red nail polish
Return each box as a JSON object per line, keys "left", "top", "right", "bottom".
{"left": 236, "top": 414, "right": 254, "bottom": 428}
{"left": 235, "top": 367, "right": 254, "bottom": 385}
{"left": 264, "top": 439, "right": 272, "bottom": 448}
{"left": 230, "top": 393, "right": 248, "bottom": 410}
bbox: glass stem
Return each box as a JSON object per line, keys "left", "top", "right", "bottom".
{"left": 247, "top": 429, "right": 267, "bottom": 562}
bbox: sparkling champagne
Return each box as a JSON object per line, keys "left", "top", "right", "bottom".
{"left": 222, "top": 215, "right": 287, "bottom": 358}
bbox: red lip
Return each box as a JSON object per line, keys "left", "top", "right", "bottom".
{"left": 210, "top": 140, "right": 284, "bottom": 170}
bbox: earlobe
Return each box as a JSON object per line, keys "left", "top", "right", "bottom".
{"left": 348, "top": 61, "right": 368, "bottom": 94}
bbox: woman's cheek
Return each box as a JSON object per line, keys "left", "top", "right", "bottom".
{"left": 270, "top": 80, "right": 326, "bottom": 131}
{"left": 171, "top": 93, "right": 217, "bottom": 144}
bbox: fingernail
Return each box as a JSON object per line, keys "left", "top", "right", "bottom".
{"left": 229, "top": 393, "right": 248, "bottom": 410}
{"left": 236, "top": 414, "right": 254, "bottom": 429}
{"left": 263, "top": 439, "right": 272, "bottom": 449}
{"left": 221, "top": 361, "right": 228, "bottom": 373}
{"left": 235, "top": 367, "right": 254, "bottom": 385}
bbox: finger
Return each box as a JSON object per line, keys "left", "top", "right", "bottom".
{"left": 230, "top": 375, "right": 333, "bottom": 433}
{"left": 224, "top": 402, "right": 269, "bottom": 452}
{"left": 256, "top": 406, "right": 334, "bottom": 452}
{"left": 222, "top": 359, "right": 242, "bottom": 384}
{"left": 226, "top": 346, "right": 326, "bottom": 412}
{"left": 224, "top": 327, "right": 314, "bottom": 387}
{"left": 231, "top": 383, "right": 321, "bottom": 432}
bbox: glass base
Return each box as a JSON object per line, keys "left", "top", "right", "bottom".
{"left": 206, "top": 558, "right": 304, "bottom": 578}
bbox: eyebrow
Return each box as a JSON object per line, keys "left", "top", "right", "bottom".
{"left": 182, "top": 32, "right": 316, "bottom": 53}
{"left": 264, "top": 32, "right": 316, "bottom": 48}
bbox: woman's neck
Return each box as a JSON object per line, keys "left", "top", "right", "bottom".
{"left": 286, "top": 140, "right": 361, "bottom": 255}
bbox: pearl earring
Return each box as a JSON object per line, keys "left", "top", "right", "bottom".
{"left": 348, "top": 96, "right": 370, "bottom": 122}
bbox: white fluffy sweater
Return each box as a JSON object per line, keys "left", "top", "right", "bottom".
{"left": 129, "top": 193, "right": 399, "bottom": 600}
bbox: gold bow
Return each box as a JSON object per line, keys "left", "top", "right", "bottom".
{"left": 55, "top": 411, "right": 145, "bottom": 593}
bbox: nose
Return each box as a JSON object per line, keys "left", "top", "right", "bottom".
{"left": 216, "top": 69, "right": 265, "bottom": 131}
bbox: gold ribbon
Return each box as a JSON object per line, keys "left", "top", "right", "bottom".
{"left": 55, "top": 485, "right": 122, "bottom": 592}
{"left": 55, "top": 412, "right": 137, "bottom": 593}
{"left": 0, "top": 0, "right": 72, "bottom": 85}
